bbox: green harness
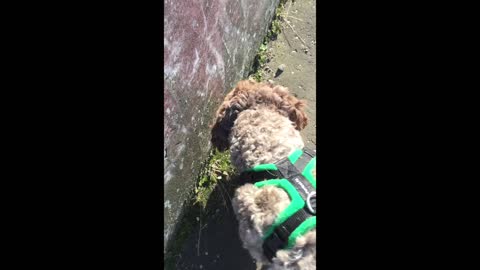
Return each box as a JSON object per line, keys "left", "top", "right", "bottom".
{"left": 241, "top": 148, "right": 316, "bottom": 261}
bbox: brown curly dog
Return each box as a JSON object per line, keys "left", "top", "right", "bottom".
{"left": 211, "top": 80, "right": 316, "bottom": 270}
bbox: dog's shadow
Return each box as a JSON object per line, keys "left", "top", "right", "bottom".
{"left": 166, "top": 174, "right": 256, "bottom": 270}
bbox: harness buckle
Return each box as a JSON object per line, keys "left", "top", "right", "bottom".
{"left": 306, "top": 191, "right": 316, "bottom": 215}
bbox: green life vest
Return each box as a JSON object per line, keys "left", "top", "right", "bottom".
{"left": 240, "top": 147, "right": 316, "bottom": 261}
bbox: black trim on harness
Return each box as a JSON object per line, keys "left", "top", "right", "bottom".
{"left": 263, "top": 209, "right": 313, "bottom": 261}
{"left": 293, "top": 147, "right": 316, "bottom": 173}
{"left": 239, "top": 170, "right": 282, "bottom": 184}
{"left": 275, "top": 159, "right": 315, "bottom": 200}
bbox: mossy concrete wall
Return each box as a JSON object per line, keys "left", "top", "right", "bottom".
{"left": 164, "top": 0, "right": 280, "bottom": 252}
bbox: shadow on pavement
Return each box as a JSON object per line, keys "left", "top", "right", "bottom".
{"left": 166, "top": 175, "right": 256, "bottom": 270}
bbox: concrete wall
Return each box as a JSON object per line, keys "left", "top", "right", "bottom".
{"left": 164, "top": 0, "right": 280, "bottom": 251}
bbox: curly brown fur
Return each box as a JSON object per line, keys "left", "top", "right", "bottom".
{"left": 211, "top": 80, "right": 316, "bottom": 269}
{"left": 229, "top": 107, "right": 305, "bottom": 172}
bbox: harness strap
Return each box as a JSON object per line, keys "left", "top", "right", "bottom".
{"left": 292, "top": 148, "right": 314, "bottom": 172}
{"left": 294, "top": 148, "right": 316, "bottom": 187}
{"left": 244, "top": 148, "right": 316, "bottom": 187}
{"left": 263, "top": 209, "right": 314, "bottom": 261}
{"left": 242, "top": 148, "right": 317, "bottom": 261}
{"left": 275, "top": 158, "right": 315, "bottom": 202}
{"left": 241, "top": 167, "right": 314, "bottom": 202}
{"left": 255, "top": 179, "right": 306, "bottom": 240}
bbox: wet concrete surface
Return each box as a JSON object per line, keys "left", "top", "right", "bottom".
{"left": 175, "top": 203, "right": 255, "bottom": 269}
{"left": 171, "top": 177, "right": 256, "bottom": 270}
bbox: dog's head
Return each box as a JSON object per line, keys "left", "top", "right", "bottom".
{"left": 210, "top": 80, "right": 308, "bottom": 151}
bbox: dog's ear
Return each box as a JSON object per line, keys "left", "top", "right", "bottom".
{"left": 271, "top": 85, "right": 309, "bottom": 130}
{"left": 210, "top": 81, "right": 253, "bottom": 151}
{"left": 289, "top": 98, "right": 308, "bottom": 130}
{"left": 210, "top": 107, "right": 236, "bottom": 151}
{"left": 210, "top": 102, "right": 231, "bottom": 151}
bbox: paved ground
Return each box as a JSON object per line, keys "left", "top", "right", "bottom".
{"left": 173, "top": 179, "right": 256, "bottom": 270}
{"left": 170, "top": 1, "right": 316, "bottom": 269}
{"left": 265, "top": 0, "right": 316, "bottom": 149}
